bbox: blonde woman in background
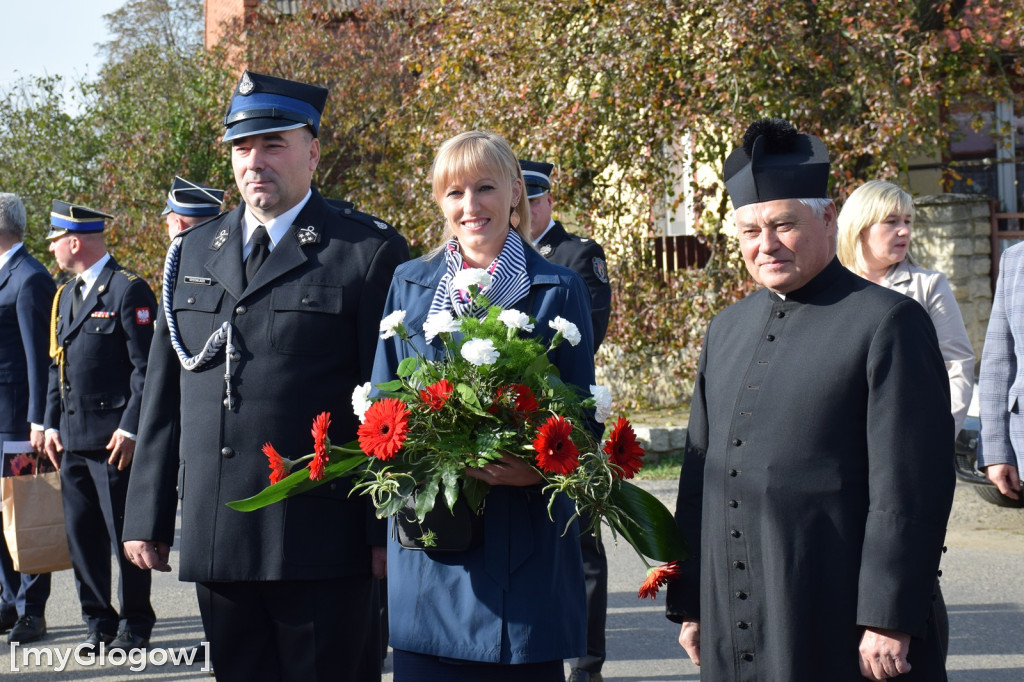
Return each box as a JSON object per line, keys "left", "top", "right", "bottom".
{"left": 838, "top": 179, "right": 975, "bottom": 435}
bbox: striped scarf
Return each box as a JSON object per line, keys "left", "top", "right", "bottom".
{"left": 427, "top": 231, "right": 532, "bottom": 320}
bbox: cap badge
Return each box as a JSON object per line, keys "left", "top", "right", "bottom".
{"left": 238, "top": 72, "right": 255, "bottom": 96}
{"left": 374, "top": 220, "right": 390, "bottom": 231}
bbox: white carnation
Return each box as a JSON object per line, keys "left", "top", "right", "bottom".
{"left": 461, "top": 338, "right": 499, "bottom": 366}
{"left": 590, "top": 384, "right": 612, "bottom": 424}
{"left": 452, "top": 268, "right": 492, "bottom": 292}
{"left": 498, "top": 309, "right": 535, "bottom": 332}
{"left": 422, "top": 310, "right": 462, "bottom": 342}
{"left": 379, "top": 310, "right": 407, "bottom": 339}
{"left": 549, "top": 316, "right": 582, "bottom": 347}
{"left": 351, "top": 382, "right": 373, "bottom": 423}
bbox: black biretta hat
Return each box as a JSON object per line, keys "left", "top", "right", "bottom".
{"left": 723, "top": 118, "right": 830, "bottom": 209}
{"left": 223, "top": 71, "right": 329, "bottom": 142}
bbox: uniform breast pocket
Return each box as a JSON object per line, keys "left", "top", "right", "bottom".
{"left": 171, "top": 285, "right": 225, "bottom": 341}
{"left": 269, "top": 284, "right": 344, "bottom": 356}
{"left": 81, "top": 317, "right": 119, "bottom": 358}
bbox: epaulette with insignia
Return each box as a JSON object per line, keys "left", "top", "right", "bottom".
{"left": 116, "top": 268, "right": 139, "bottom": 282}
{"left": 338, "top": 205, "right": 401, "bottom": 237}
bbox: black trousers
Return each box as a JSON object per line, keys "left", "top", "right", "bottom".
{"left": 567, "top": 519, "right": 607, "bottom": 673}
{"left": 196, "top": 576, "right": 381, "bottom": 682}
{"left": 61, "top": 449, "right": 154, "bottom": 637}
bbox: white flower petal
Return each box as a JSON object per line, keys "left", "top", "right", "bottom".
{"left": 590, "top": 384, "right": 612, "bottom": 424}
{"left": 497, "top": 309, "right": 535, "bottom": 332}
{"left": 461, "top": 338, "right": 499, "bottom": 366}
{"left": 351, "top": 382, "right": 373, "bottom": 423}
{"left": 379, "top": 310, "right": 407, "bottom": 339}
{"left": 452, "top": 268, "right": 492, "bottom": 292}
{"left": 549, "top": 316, "right": 582, "bottom": 347}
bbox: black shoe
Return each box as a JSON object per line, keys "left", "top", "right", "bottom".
{"left": 81, "top": 631, "right": 115, "bottom": 649}
{"left": 0, "top": 607, "right": 16, "bottom": 633}
{"left": 567, "top": 671, "right": 603, "bottom": 682}
{"left": 7, "top": 615, "right": 46, "bottom": 644}
{"left": 108, "top": 630, "right": 149, "bottom": 652}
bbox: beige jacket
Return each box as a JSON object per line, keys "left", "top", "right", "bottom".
{"left": 883, "top": 259, "right": 975, "bottom": 434}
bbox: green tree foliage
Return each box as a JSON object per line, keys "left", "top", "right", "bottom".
{"left": 0, "top": 0, "right": 1020, "bottom": 406}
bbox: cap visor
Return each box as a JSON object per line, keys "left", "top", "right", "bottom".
{"left": 223, "top": 119, "right": 308, "bottom": 142}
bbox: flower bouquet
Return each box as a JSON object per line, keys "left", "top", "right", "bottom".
{"left": 229, "top": 269, "right": 686, "bottom": 596}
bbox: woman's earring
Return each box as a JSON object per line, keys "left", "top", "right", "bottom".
{"left": 510, "top": 206, "right": 521, "bottom": 229}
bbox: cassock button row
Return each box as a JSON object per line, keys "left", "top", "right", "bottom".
{"left": 235, "top": 305, "right": 247, "bottom": 315}
{"left": 221, "top": 447, "right": 234, "bottom": 458}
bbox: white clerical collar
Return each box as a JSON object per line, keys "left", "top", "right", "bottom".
{"left": 0, "top": 242, "right": 23, "bottom": 270}
{"left": 79, "top": 253, "right": 112, "bottom": 297}
{"left": 531, "top": 219, "right": 557, "bottom": 246}
{"left": 242, "top": 189, "right": 313, "bottom": 258}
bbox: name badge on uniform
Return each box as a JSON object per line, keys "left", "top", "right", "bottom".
{"left": 136, "top": 308, "right": 152, "bottom": 325}
{"left": 184, "top": 276, "right": 213, "bottom": 285}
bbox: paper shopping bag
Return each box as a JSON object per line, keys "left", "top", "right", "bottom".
{"left": 1, "top": 442, "right": 72, "bottom": 574}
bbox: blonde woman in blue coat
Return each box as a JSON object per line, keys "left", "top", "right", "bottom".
{"left": 371, "top": 131, "right": 590, "bottom": 682}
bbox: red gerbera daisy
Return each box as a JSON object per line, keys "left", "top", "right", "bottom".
{"left": 420, "top": 379, "right": 454, "bottom": 411}
{"left": 308, "top": 411, "right": 332, "bottom": 481}
{"left": 490, "top": 384, "right": 540, "bottom": 422}
{"left": 532, "top": 415, "right": 580, "bottom": 475}
{"left": 604, "top": 416, "right": 646, "bottom": 479}
{"left": 358, "top": 398, "right": 411, "bottom": 460}
{"left": 263, "top": 442, "right": 289, "bottom": 484}
{"left": 637, "top": 561, "right": 681, "bottom": 600}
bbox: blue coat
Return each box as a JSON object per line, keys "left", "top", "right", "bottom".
{"left": 980, "top": 241, "right": 1024, "bottom": 471}
{"left": 0, "top": 247, "right": 55, "bottom": 435}
{"left": 372, "top": 246, "right": 592, "bottom": 664}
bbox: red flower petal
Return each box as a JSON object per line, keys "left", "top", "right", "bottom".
{"left": 637, "top": 561, "right": 681, "bottom": 600}
{"left": 532, "top": 415, "right": 580, "bottom": 475}
{"left": 263, "top": 442, "right": 289, "bottom": 484}
{"left": 357, "top": 398, "right": 411, "bottom": 461}
{"left": 420, "top": 379, "right": 454, "bottom": 411}
{"left": 491, "top": 384, "right": 540, "bottom": 422}
{"left": 604, "top": 417, "right": 645, "bottom": 479}
{"left": 309, "top": 411, "right": 332, "bottom": 481}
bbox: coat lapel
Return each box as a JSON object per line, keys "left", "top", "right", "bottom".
{"left": 67, "top": 261, "right": 115, "bottom": 336}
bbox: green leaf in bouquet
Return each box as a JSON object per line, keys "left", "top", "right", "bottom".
{"left": 441, "top": 468, "right": 461, "bottom": 511}
{"left": 607, "top": 481, "right": 688, "bottom": 564}
{"left": 373, "top": 474, "right": 417, "bottom": 519}
{"left": 461, "top": 476, "right": 489, "bottom": 513}
{"left": 455, "top": 382, "right": 487, "bottom": 415}
{"left": 396, "top": 357, "right": 419, "bottom": 378}
{"left": 375, "top": 379, "right": 403, "bottom": 392}
{"left": 227, "top": 448, "right": 367, "bottom": 512}
{"left": 414, "top": 473, "right": 441, "bottom": 522}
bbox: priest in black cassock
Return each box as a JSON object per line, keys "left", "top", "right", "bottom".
{"left": 665, "top": 119, "right": 954, "bottom": 682}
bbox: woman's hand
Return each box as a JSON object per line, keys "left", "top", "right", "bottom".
{"left": 465, "top": 453, "right": 543, "bottom": 487}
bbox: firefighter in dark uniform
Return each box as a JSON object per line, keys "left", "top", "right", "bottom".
{"left": 121, "top": 71, "right": 409, "bottom": 682}
{"left": 42, "top": 201, "right": 157, "bottom": 652}
{"left": 161, "top": 175, "right": 225, "bottom": 240}
{"left": 519, "top": 160, "right": 611, "bottom": 682}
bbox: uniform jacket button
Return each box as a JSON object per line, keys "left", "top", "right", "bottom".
{"left": 732, "top": 438, "right": 742, "bottom": 446}
{"left": 728, "top": 499, "right": 738, "bottom": 508}
{"left": 229, "top": 351, "right": 242, "bottom": 362}
{"left": 235, "top": 305, "right": 247, "bottom": 315}
{"left": 729, "top": 469, "right": 739, "bottom": 477}
{"left": 187, "top": 296, "right": 196, "bottom": 304}
{"left": 733, "top": 560, "right": 745, "bottom": 569}
{"left": 730, "top": 529, "right": 741, "bottom": 538}
{"left": 740, "top": 652, "right": 754, "bottom": 661}
{"left": 735, "top": 591, "right": 747, "bottom": 600}
{"left": 766, "top": 334, "right": 775, "bottom": 341}
{"left": 221, "top": 447, "right": 234, "bottom": 458}
{"left": 737, "top": 621, "right": 749, "bottom": 629}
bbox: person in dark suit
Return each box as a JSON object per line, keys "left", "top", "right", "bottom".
{"left": 0, "top": 193, "right": 57, "bottom": 644}
{"left": 519, "top": 159, "right": 610, "bottom": 682}
{"left": 122, "top": 71, "right": 409, "bottom": 682}
{"left": 42, "top": 201, "right": 157, "bottom": 652}
{"left": 162, "top": 176, "right": 225, "bottom": 240}
{"left": 520, "top": 160, "right": 611, "bottom": 351}
{"left": 665, "top": 119, "right": 954, "bottom": 681}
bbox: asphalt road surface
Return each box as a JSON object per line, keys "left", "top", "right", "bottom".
{"left": 1, "top": 480, "right": 1021, "bottom": 680}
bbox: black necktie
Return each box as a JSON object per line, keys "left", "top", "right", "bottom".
{"left": 245, "top": 225, "right": 270, "bottom": 286}
{"left": 70, "top": 279, "right": 84, "bottom": 321}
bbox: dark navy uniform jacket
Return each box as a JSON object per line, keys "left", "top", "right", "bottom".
{"left": 536, "top": 221, "right": 611, "bottom": 350}
{"left": 44, "top": 258, "right": 156, "bottom": 452}
{"left": 0, "top": 247, "right": 56, "bottom": 434}
{"left": 122, "top": 189, "right": 409, "bottom": 582}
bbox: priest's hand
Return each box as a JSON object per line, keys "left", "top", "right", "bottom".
{"left": 859, "top": 627, "right": 911, "bottom": 680}
{"left": 465, "top": 453, "right": 543, "bottom": 487}
{"left": 678, "top": 619, "right": 700, "bottom": 665}
{"left": 984, "top": 463, "right": 1021, "bottom": 500}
